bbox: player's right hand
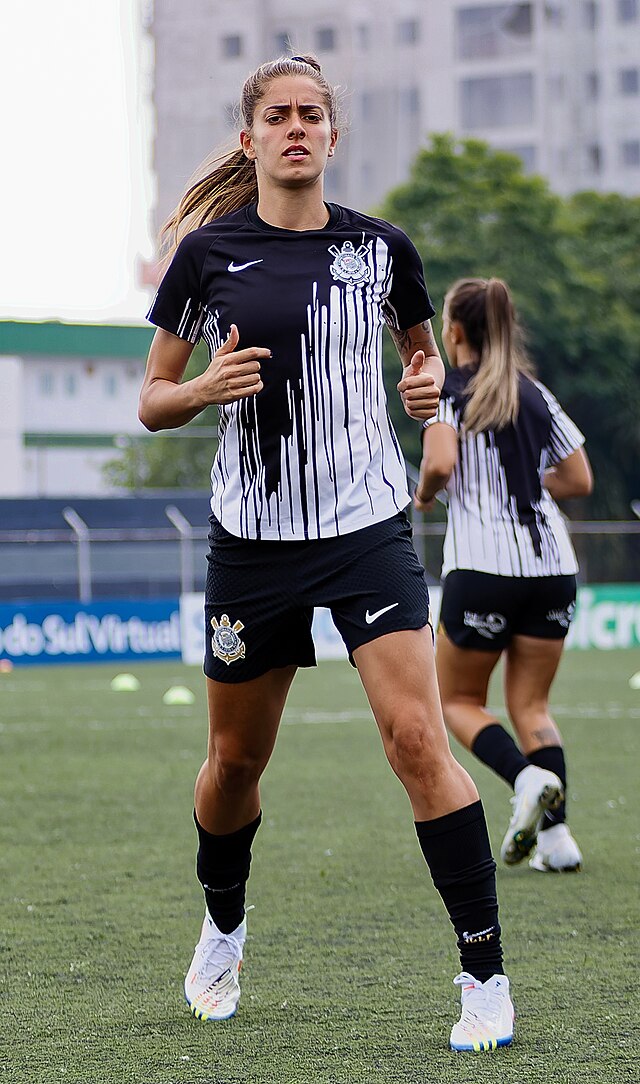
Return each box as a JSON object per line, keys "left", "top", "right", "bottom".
{"left": 198, "top": 324, "right": 268, "bottom": 405}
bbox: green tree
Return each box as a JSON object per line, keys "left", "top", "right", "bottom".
{"left": 377, "top": 135, "right": 640, "bottom": 518}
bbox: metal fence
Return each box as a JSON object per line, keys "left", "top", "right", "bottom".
{"left": 1, "top": 504, "right": 638, "bottom": 602}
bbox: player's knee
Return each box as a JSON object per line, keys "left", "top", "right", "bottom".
{"left": 209, "top": 745, "right": 266, "bottom": 792}
{"left": 386, "top": 723, "right": 445, "bottom": 787}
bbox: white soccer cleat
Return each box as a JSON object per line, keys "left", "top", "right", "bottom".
{"left": 450, "top": 972, "right": 514, "bottom": 1052}
{"left": 529, "top": 822, "right": 582, "bottom": 872}
{"left": 500, "top": 765, "right": 564, "bottom": 866}
{"left": 184, "top": 912, "right": 246, "bottom": 1021}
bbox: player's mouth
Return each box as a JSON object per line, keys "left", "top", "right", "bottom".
{"left": 283, "top": 145, "right": 309, "bottom": 161}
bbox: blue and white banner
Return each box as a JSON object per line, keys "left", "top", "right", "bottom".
{"left": 0, "top": 599, "right": 181, "bottom": 666}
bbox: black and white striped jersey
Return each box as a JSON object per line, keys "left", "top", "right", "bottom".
{"left": 426, "top": 368, "right": 585, "bottom": 577}
{"left": 147, "top": 203, "right": 434, "bottom": 540}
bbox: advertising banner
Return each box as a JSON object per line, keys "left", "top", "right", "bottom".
{"left": 2, "top": 586, "right": 639, "bottom": 667}
{"left": 181, "top": 585, "right": 640, "bottom": 663}
{"left": 0, "top": 599, "right": 181, "bottom": 666}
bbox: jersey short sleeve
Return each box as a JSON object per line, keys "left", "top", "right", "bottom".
{"left": 146, "top": 231, "right": 212, "bottom": 344}
{"left": 381, "top": 228, "right": 435, "bottom": 331}
{"left": 534, "top": 380, "right": 585, "bottom": 465}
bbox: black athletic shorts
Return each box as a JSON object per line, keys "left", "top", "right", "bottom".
{"left": 439, "top": 569, "right": 577, "bottom": 652}
{"left": 203, "top": 511, "right": 430, "bottom": 682}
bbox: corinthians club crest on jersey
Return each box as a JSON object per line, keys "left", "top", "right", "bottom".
{"left": 210, "top": 614, "right": 245, "bottom": 665}
{"left": 328, "top": 240, "right": 372, "bottom": 288}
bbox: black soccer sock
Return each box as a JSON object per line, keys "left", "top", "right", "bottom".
{"left": 527, "top": 746, "right": 567, "bottom": 828}
{"left": 194, "top": 811, "right": 262, "bottom": 933}
{"left": 472, "top": 722, "right": 530, "bottom": 789}
{"left": 415, "top": 801, "right": 504, "bottom": 983}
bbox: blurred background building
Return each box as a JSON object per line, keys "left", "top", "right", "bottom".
{"left": 150, "top": 0, "right": 640, "bottom": 234}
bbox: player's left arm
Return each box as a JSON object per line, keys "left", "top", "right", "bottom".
{"left": 391, "top": 320, "right": 445, "bottom": 421}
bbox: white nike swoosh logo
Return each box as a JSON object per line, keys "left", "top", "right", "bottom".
{"left": 365, "top": 603, "right": 399, "bottom": 624}
{"left": 227, "top": 259, "right": 264, "bottom": 273}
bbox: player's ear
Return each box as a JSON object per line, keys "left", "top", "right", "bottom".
{"left": 240, "top": 130, "right": 256, "bottom": 160}
{"left": 328, "top": 128, "right": 339, "bottom": 156}
{"left": 449, "top": 319, "right": 464, "bottom": 346}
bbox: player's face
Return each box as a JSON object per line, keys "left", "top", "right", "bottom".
{"left": 240, "top": 75, "right": 338, "bottom": 192}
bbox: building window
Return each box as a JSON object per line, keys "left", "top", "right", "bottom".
{"left": 221, "top": 34, "right": 242, "bottom": 59}
{"left": 274, "top": 32, "right": 292, "bottom": 54}
{"left": 397, "top": 18, "right": 420, "bottom": 44}
{"left": 360, "top": 91, "right": 374, "bottom": 122}
{"left": 355, "top": 24, "right": 371, "bottom": 49}
{"left": 39, "top": 372, "right": 54, "bottom": 396}
{"left": 503, "top": 144, "right": 537, "bottom": 171}
{"left": 104, "top": 374, "right": 118, "bottom": 398}
{"left": 617, "top": 0, "right": 638, "bottom": 21}
{"left": 585, "top": 72, "right": 599, "bottom": 99}
{"left": 315, "top": 26, "right": 336, "bottom": 51}
{"left": 619, "top": 68, "right": 639, "bottom": 94}
{"left": 64, "top": 373, "right": 77, "bottom": 397}
{"left": 586, "top": 144, "right": 602, "bottom": 172}
{"left": 461, "top": 73, "right": 535, "bottom": 129}
{"left": 547, "top": 73, "right": 565, "bottom": 98}
{"left": 399, "top": 86, "right": 420, "bottom": 115}
{"left": 583, "top": 1, "right": 599, "bottom": 28}
{"left": 621, "top": 139, "right": 640, "bottom": 165}
{"left": 545, "top": 3, "right": 564, "bottom": 27}
{"left": 456, "top": 4, "right": 533, "bottom": 60}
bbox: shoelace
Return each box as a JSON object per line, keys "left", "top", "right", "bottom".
{"left": 196, "top": 928, "right": 243, "bottom": 986}
{"left": 453, "top": 973, "right": 504, "bottom": 1034}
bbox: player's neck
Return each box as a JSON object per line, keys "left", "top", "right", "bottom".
{"left": 256, "top": 184, "right": 330, "bottom": 232}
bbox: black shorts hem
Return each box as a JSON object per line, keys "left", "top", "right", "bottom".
{"left": 203, "top": 650, "right": 317, "bottom": 684}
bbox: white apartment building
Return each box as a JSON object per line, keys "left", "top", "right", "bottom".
{"left": 149, "top": 0, "right": 640, "bottom": 229}
{"left": 0, "top": 323, "right": 154, "bottom": 497}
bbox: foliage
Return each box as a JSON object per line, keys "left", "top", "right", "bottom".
{"left": 378, "top": 135, "right": 640, "bottom": 517}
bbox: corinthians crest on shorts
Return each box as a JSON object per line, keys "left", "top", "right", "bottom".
{"left": 328, "top": 240, "right": 372, "bottom": 288}
{"left": 210, "top": 614, "right": 245, "bottom": 665}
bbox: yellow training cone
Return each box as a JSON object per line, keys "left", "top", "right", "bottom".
{"left": 110, "top": 673, "right": 141, "bottom": 692}
{"left": 162, "top": 685, "right": 195, "bottom": 705}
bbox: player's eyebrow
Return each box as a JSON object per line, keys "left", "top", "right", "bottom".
{"left": 262, "top": 102, "right": 326, "bottom": 113}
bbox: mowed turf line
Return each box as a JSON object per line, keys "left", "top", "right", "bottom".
{"left": 0, "top": 649, "right": 638, "bottom": 1084}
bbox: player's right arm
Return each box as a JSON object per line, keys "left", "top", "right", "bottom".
{"left": 138, "top": 324, "right": 268, "bottom": 432}
{"left": 543, "top": 447, "right": 593, "bottom": 500}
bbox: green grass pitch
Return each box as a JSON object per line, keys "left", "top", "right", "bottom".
{"left": 1, "top": 649, "right": 638, "bottom": 1083}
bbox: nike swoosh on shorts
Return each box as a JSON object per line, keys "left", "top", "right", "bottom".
{"left": 365, "top": 603, "right": 399, "bottom": 624}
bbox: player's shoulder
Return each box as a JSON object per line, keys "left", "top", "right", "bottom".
{"left": 174, "top": 207, "right": 251, "bottom": 256}
{"left": 334, "top": 205, "right": 416, "bottom": 246}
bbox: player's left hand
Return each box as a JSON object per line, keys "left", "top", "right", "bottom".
{"left": 397, "top": 352, "right": 440, "bottom": 420}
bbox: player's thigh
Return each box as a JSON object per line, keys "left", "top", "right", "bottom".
{"left": 435, "top": 627, "right": 501, "bottom": 708}
{"left": 503, "top": 634, "right": 565, "bottom": 724}
{"left": 353, "top": 626, "right": 448, "bottom": 748}
{"left": 205, "top": 666, "right": 297, "bottom": 764}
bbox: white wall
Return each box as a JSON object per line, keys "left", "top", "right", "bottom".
{"left": 0, "top": 357, "right": 25, "bottom": 496}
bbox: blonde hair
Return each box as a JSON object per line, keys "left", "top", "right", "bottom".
{"left": 444, "top": 277, "right": 534, "bottom": 433}
{"left": 159, "top": 54, "right": 339, "bottom": 265}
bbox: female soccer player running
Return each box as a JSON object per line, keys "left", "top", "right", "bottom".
{"left": 140, "top": 57, "right": 514, "bottom": 1052}
{"left": 416, "top": 277, "right": 592, "bottom": 874}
